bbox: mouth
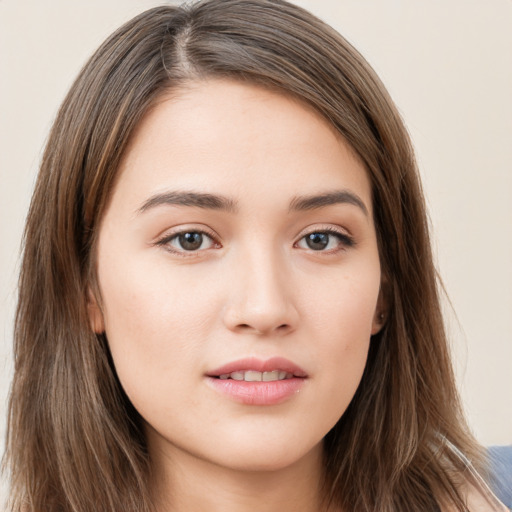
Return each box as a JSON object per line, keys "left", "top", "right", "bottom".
{"left": 207, "top": 356, "right": 307, "bottom": 380}
{"left": 217, "top": 370, "right": 296, "bottom": 382}
{"left": 206, "top": 357, "right": 307, "bottom": 405}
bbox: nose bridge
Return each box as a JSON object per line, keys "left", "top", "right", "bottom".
{"left": 223, "top": 243, "right": 298, "bottom": 335}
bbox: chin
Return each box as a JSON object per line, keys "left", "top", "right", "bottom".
{"left": 203, "top": 436, "right": 323, "bottom": 474}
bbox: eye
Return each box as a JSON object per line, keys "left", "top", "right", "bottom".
{"left": 156, "top": 229, "right": 218, "bottom": 254}
{"left": 296, "top": 230, "right": 354, "bottom": 252}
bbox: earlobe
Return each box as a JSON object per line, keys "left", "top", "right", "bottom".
{"left": 371, "top": 281, "right": 389, "bottom": 335}
{"left": 87, "top": 288, "right": 105, "bottom": 334}
{"left": 371, "top": 310, "right": 386, "bottom": 335}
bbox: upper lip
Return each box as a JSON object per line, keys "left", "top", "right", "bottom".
{"left": 207, "top": 357, "right": 307, "bottom": 378}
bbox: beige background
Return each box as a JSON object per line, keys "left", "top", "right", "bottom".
{"left": 1, "top": 0, "right": 511, "bottom": 499}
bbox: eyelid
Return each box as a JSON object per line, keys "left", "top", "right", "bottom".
{"left": 294, "top": 224, "right": 356, "bottom": 251}
{"left": 153, "top": 225, "right": 221, "bottom": 256}
{"left": 295, "top": 223, "right": 353, "bottom": 240}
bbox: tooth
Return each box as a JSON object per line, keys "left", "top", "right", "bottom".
{"left": 219, "top": 374, "right": 229, "bottom": 380}
{"left": 231, "top": 372, "right": 244, "bottom": 381}
{"left": 262, "top": 370, "right": 279, "bottom": 382}
{"left": 278, "top": 371, "right": 287, "bottom": 380}
{"left": 286, "top": 373, "right": 293, "bottom": 379}
{"left": 244, "top": 371, "right": 263, "bottom": 382}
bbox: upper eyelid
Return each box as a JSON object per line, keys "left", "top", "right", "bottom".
{"left": 295, "top": 224, "right": 353, "bottom": 239}
{"left": 153, "top": 223, "right": 354, "bottom": 248}
{"left": 154, "top": 229, "right": 220, "bottom": 258}
{"left": 294, "top": 225, "right": 356, "bottom": 250}
{"left": 154, "top": 225, "right": 219, "bottom": 243}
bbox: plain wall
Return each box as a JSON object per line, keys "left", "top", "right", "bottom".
{"left": 1, "top": 0, "right": 511, "bottom": 501}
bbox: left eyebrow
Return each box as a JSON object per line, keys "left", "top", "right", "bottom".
{"left": 288, "top": 190, "right": 369, "bottom": 216}
{"left": 137, "top": 190, "right": 238, "bottom": 214}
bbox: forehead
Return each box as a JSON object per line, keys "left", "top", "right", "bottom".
{"left": 112, "top": 78, "right": 372, "bottom": 215}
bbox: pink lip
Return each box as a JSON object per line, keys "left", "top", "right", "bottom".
{"left": 205, "top": 357, "right": 307, "bottom": 406}
{"left": 207, "top": 357, "right": 307, "bottom": 377}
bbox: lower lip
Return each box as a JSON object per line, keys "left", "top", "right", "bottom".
{"left": 206, "top": 377, "right": 305, "bottom": 405}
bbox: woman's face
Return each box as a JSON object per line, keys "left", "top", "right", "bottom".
{"left": 91, "top": 79, "right": 384, "bottom": 473}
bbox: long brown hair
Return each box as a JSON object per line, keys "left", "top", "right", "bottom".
{"left": 5, "top": 1, "right": 483, "bottom": 511}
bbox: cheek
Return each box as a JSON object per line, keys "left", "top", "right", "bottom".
{"left": 97, "top": 254, "right": 221, "bottom": 397}
{"left": 304, "top": 260, "right": 381, "bottom": 340}
{"left": 302, "top": 263, "right": 380, "bottom": 408}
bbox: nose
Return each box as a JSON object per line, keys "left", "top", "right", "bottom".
{"left": 222, "top": 250, "right": 299, "bottom": 337}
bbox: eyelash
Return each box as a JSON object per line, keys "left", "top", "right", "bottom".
{"left": 154, "top": 228, "right": 220, "bottom": 257}
{"left": 294, "top": 227, "right": 355, "bottom": 254}
{"left": 154, "top": 226, "right": 355, "bottom": 257}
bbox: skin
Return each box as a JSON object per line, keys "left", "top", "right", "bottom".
{"left": 90, "top": 79, "right": 385, "bottom": 512}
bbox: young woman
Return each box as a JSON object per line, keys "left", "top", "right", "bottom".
{"left": 4, "top": 1, "right": 508, "bottom": 511}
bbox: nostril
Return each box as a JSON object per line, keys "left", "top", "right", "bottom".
{"left": 234, "top": 322, "right": 291, "bottom": 335}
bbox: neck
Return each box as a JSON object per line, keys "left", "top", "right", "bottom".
{"left": 150, "top": 440, "right": 335, "bottom": 512}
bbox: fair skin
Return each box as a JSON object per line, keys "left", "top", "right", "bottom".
{"left": 90, "top": 79, "right": 385, "bottom": 512}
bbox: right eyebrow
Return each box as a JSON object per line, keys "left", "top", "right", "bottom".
{"left": 137, "top": 190, "right": 239, "bottom": 214}
{"left": 288, "top": 190, "right": 369, "bottom": 217}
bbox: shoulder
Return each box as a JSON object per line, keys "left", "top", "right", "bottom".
{"left": 487, "top": 445, "right": 512, "bottom": 509}
{"left": 438, "top": 445, "right": 512, "bottom": 512}
{"left": 441, "top": 483, "right": 510, "bottom": 512}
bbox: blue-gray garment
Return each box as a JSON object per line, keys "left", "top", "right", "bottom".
{"left": 488, "top": 445, "right": 512, "bottom": 508}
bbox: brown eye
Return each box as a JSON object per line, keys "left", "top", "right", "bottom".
{"left": 296, "top": 230, "right": 355, "bottom": 252}
{"left": 158, "top": 230, "right": 216, "bottom": 253}
{"left": 178, "top": 232, "right": 204, "bottom": 251}
{"left": 305, "top": 233, "right": 329, "bottom": 250}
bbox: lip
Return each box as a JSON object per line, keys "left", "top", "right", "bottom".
{"left": 205, "top": 357, "right": 307, "bottom": 406}
{"left": 207, "top": 357, "right": 307, "bottom": 377}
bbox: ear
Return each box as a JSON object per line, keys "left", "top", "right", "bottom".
{"left": 371, "top": 281, "right": 389, "bottom": 335}
{"left": 87, "top": 288, "right": 105, "bottom": 334}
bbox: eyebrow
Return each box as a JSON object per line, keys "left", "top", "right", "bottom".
{"left": 137, "top": 191, "right": 238, "bottom": 214}
{"left": 137, "top": 189, "right": 368, "bottom": 217}
{"left": 289, "top": 190, "right": 369, "bottom": 216}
